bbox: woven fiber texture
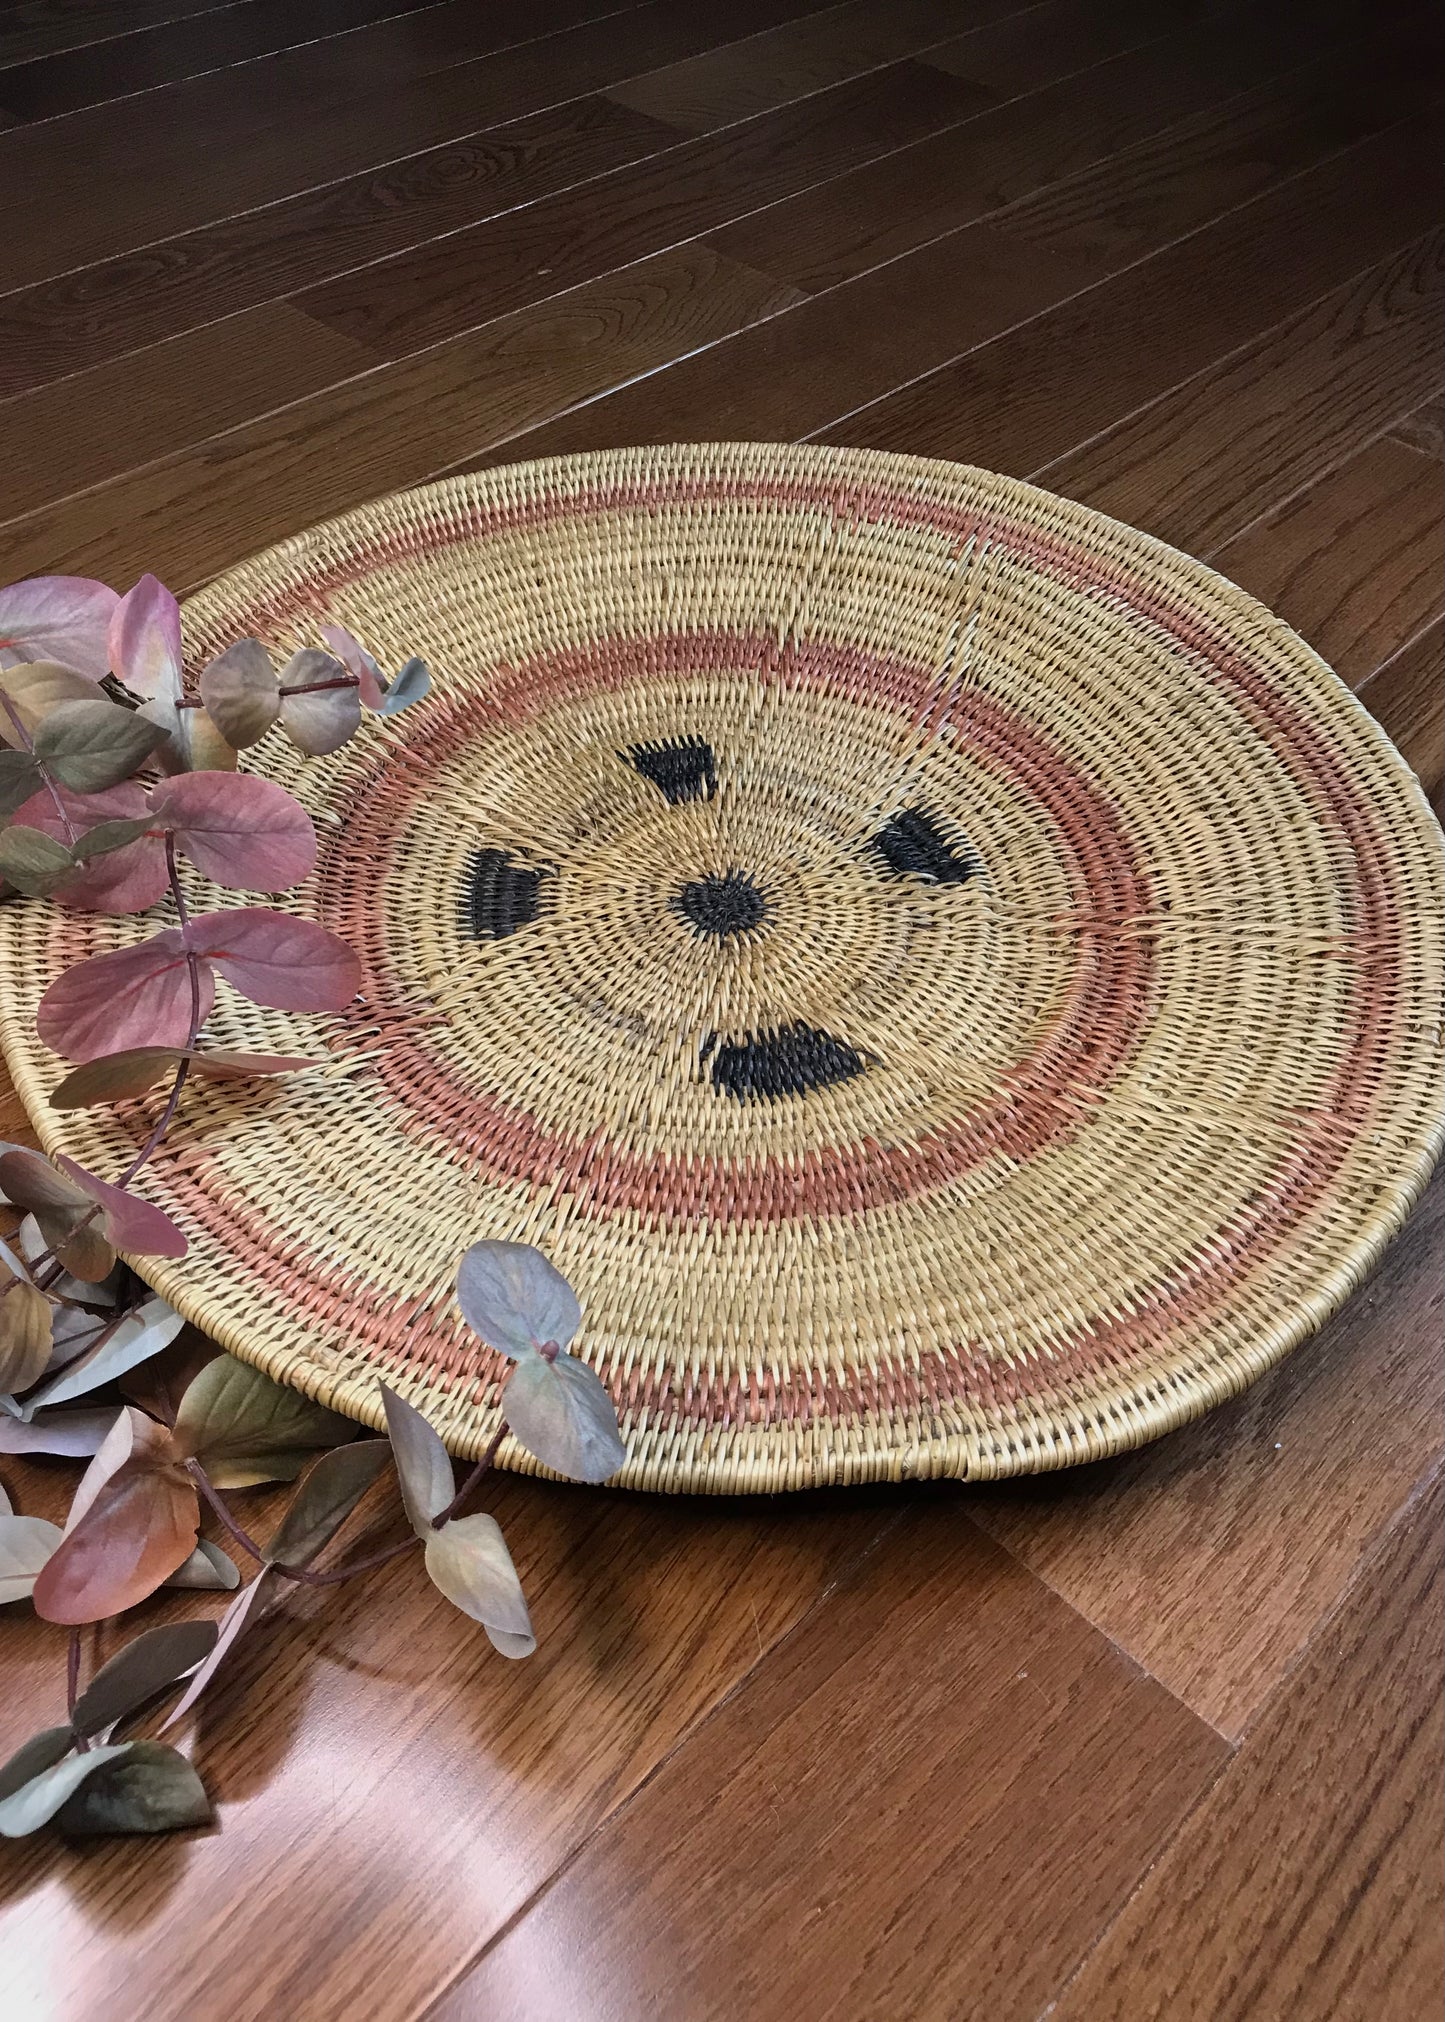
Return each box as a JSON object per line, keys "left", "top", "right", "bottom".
{"left": 3, "top": 444, "right": 1442, "bottom": 1489}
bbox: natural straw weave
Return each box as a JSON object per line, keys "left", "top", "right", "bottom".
{"left": 3, "top": 445, "right": 1442, "bottom": 1490}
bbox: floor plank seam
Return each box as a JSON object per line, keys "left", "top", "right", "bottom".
{"left": 1198, "top": 405, "right": 1445, "bottom": 566}
{"left": 794, "top": 98, "right": 1424, "bottom": 445}
{"left": 410, "top": 1501, "right": 915, "bottom": 2020}
{"left": 0, "top": 0, "right": 657, "bottom": 137}
{"left": 1356, "top": 611, "right": 1445, "bottom": 705}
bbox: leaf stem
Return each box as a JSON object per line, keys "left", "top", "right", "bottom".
{"left": 114, "top": 836, "right": 199, "bottom": 1188}
{"left": 66, "top": 1628, "right": 87, "bottom": 1746}
{"left": 433, "top": 1422, "right": 507, "bottom": 1528}
{"left": 187, "top": 1462, "right": 264, "bottom": 1563}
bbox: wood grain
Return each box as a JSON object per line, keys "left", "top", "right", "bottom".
{"left": 490, "top": 113, "right": 1438, "bottom": 467}
{"left": 1356, "top": 620, "right": 1445, "bottom": 799}
{"left": 295, "top": 58, "right": 986, "bottom": 362}
{"left": 1040, "top": 229, "right": 1445, "bottom": 556}
{"left": 0, "top": 1476, "right": 895, "bottom": 2021}
{"left": 431, "top": 1511, "right": 1230, "bottom": 2021}
{"left": 0, "top": 0, "right": 231, "bottom": 68}
{"left": 715, "top": 5, "right": 1414, "bottom": 292}
{"left": 0, "top": 243, "right": 807, "bottom": 588}
{"left": 0, "top": 0, "right": 445, "bottom": 120}
{"left": 0, "top": 302, "right": 382, "bottom": 517}
{"left": 1212, "top": 434, "right": 1445, "bottom": 684}
{"left": 0, "top": 92, "right": 680, "bottom": 400}
{"left": 1050, "top": 1469, "right": 1445, "bottom": 2022}
{"left": 607, "top": 0, "right": 1023, "bottom": 134}
{"left": 0, "top": 0, "right": 830, "bottom": 285}
{"left": 970, "top": 1174, "right": 1443, "bottom": 1737}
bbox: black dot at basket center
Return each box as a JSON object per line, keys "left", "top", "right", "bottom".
{"left": 673, "top": 871, "right": 769, "bottom": 939}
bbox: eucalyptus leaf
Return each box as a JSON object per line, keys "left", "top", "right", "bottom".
{"left": 377, "top": 656, "right": 431, "bottom": 715}
{"left": 70, "top": 814, "right": 157, "bottom": 861}
{"left": 424, "top": 1513, "right": 534, "bottom": 1659}
{"left": 56, "top": 1741, "right": 211, "bottom": 1837}
{"left": 0, "top": 1744, "right": 129, "bottom": 1837}
{"left": 265, "top": 1439, "right": 391, "bottom": 1569}
{"left": 0, "top": 1513, "right": 62, "bottom": 1602}
{"left": 164, "top": 1538, "right": 240, "bottom": 1590}
{"left": 198, "top": 639, "right": 279, "bottom": 749}
{"left": 379, "top": 1385, "right": 454, "bottom": 1536}
{"left": 0, "top": 1408, "right": 119, "bottom": 1457}
{"left": 21, "top": 1295, "right": 185, "bottom": 1418}
{"left": 170, "top": 1353, "right": 355, "bottom": 1485}
{"left": 72, "top": 1620, "right": 219, "bottom": 1737}
{"left": 0, "top": 1266, "right": 53, "bottom": 1395}
{"left": 0, "top": 1727, "right": 72, "bottom": 1803}
{"left": 503, "top": 1351, "right": 626, "bottom": 1484}
{"left": 0, "top": 748, "right": 41, "bottom": 818}
{"left": 0, "top": 825, "right": 73, "bottom": 897}
{"left": 34, "top": 698, "right": 167, "bottom": 792}
{"left": 456, "top": 1240, "right": 581, "bottom": 1360}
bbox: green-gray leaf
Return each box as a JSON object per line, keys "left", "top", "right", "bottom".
{"left": 265, "top": 1438, "right": 392, "bottom": 1569}
{"left": 56, "top": 1741, "right": 211, "bottom": 1837}
{"left": 0, "top": 749, "right": 42, "bottom": 819}
{"left": 71, "top": 1620, "right": 219, "bottom": 1738}
{"left": 424, "top": 1512, "right": 534, "bottom": 1658}
{"left": 35, "top": 698, "right": 168, "bottom": 792}
{"left": 0, "top": 825, "right": 73, "bottom": 897}
{"left": 164, "top": 1538, "right": 240, "bottom": 1590}
{"left": 503, "top": 1351, "right": 626, "bottom": 1484}
{"left": 0, "top": 1726, "right": 72, "bottom": 1802}
{"left": 70, "top": 814, "right": 157, "bottom": 861}
{"left": 377, "top": 656, "right": 431, "bottom": 716}
{"left": 456, "top": 1240, "right": 581, "bottom": 1360}
{"left": 171, "top": 1353, "right": 355, "bottom": 1486}
{"left": 379, "top": 1385, "right": 454, "bottom": 1536}
{"left": 0, "top": 1744, "right": 130, "bottom": 1837}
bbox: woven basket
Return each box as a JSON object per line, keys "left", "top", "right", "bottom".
{"left": 3, "top": 444, "right": 1442, "bottom": 1489}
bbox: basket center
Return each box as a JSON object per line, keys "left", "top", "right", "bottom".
{"left": 672, "top": 870, "right": 769, "bottom": 940}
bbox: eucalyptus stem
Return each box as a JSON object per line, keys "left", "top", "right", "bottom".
{"left": 433, "top": 1422, "right": 507, "bottom": 1528}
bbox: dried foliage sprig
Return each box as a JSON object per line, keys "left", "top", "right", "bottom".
{"left": 0, "top": 575, "right": 622, "bottom": 1841}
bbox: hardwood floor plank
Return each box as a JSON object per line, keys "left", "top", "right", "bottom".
{"left": 0, "top": 92, "right": 679, "bottom": 400}
{"left": 0, "top": 0, "right": 228, "bottom": 67}
{"left": 296, "top": 61, "right": 999, "bottom": 363}
{"left": 1356, "top": 620, "right": 1445, "bottom": 799}
{"left": 1039, "top": 229, "right": 1445, "bottom": 555}
{"left": 716, "top": 27, "right": 1431, "bottom": 294}
{"left": 607, "top": 0, "right": 1027, "bottom": 134}
{"left": 1388, "top": 390, "right": 1445, "bottom": 456}
{"left": 430, "top": 1511, "right": 1229, "bottom": 2021}
{"left": 0, "top": 301, "right": 382, "bottom": 517}
{"left": 0, "top": 0, "right": 444, "bottom": 119}
{"left": 970, "top": 1174, "right": 1443, "bottom": 1739}
{"left": 0, "top": 243, "right": 807, "bottom": 587}
{"left": 1210, "top": 434, "right": 1445, "bottom": 684}
{"left": 0, "top": 1472, "right": 895, "bottom": 2020}
{"left": 480, "top": 113, "right": 1438, "bottom": 469}
{"left": 0, "top": 0, "right": 830, "bottom": 285}
{"left": 1049, "top": 1470, "right": 1445, "bottom": 2022}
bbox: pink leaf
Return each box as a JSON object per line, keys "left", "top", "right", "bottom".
{"left": 11, "top": 780, "right": 167, "bottom": 914}
{"left": 37, "top": 931, "right": 210, "bottom": 1061}
{"left": 0, "top": 577, "right": 118, "bottom": 678}
{"left": 54, "top": 1158, "right": 187, "bottom": 1259}
{"left": 149, "top": 770, "right": 316, "bottom": 890}
{"left": 186, "top": 909, "right": 361, "bottom": 1012}
{"left": 108, "top": 575, "right": 182, "bottom": 702}
{"left": 319, "top": 623, "right": 387, "bottom": 711}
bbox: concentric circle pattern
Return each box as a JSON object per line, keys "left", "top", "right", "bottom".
{"left": 4, "top": 445, "right": 1442, "bottom": 1489}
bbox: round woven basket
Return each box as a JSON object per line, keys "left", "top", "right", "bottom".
{"left": 3, "top": 444, "right": 1442, "bottom": 1489}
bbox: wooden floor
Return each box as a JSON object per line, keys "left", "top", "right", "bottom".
{"left": 0, "top": 2, "right": 1441, "bottom": 2016}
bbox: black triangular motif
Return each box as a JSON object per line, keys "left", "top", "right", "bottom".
{"left": 623, "top": 737, "right": 718, "bottom": 803}
{"left": 868, "top": 806, "right": 982, "bottom": 883}
{"left": 465, "top": 849, "right": 545, "bottom": 939}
